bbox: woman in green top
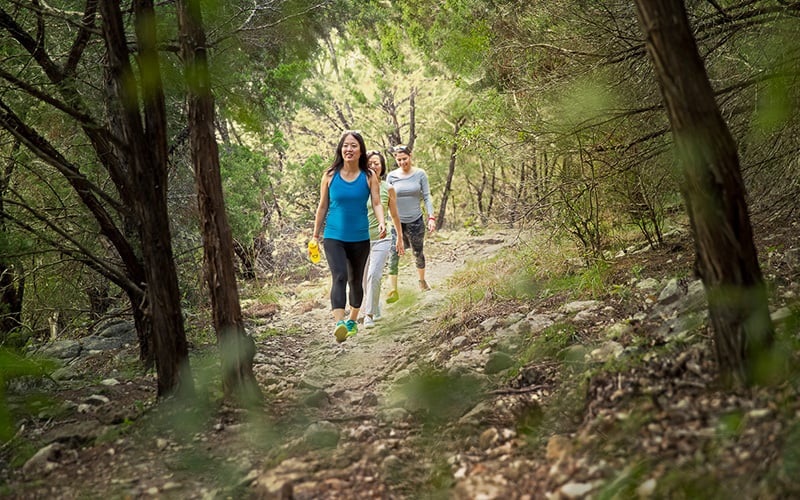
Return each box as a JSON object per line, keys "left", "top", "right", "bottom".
{"left": 361, "top": 150, "right": 404, "bottom": 328}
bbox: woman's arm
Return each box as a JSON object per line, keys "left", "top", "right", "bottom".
{"left": 369, "top": 174, "right": 386, "bottom": 239}
{"left": 311, "top": 173, "right": 330, "bottom": 242}
{"left": 388, "top": 186, "right": 405, "bottom": 255}
{"left": 419, "top": 170, "right": 436, "bottom": 233}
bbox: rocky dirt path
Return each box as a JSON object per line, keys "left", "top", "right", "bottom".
{"left": 245, "top": 230, "right": 517, "bottom": 498}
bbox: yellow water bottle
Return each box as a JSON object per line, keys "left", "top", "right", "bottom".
{"left": 308, "top": 240, "right": 320, "bottom": 263}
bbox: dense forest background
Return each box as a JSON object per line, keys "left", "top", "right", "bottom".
{"left": 2, "top": 0, "right": 800, "bottom": 462}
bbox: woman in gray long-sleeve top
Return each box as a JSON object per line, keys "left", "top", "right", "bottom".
{"left": 385, "top": 144, "right": 436, "bottom": 302}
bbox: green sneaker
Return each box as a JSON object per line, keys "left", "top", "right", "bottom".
{"left": 345, "top": 319, "right": 358, "bottom": 338}
{"left": 386, "top": 289, "right": 399, "bottom": 304}
{"left": 334, "top": 320, "right": 348, "bottom": 343}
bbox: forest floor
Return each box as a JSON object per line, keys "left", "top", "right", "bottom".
{"left": 2, "top": 221, "right": 800, "bottom": 499}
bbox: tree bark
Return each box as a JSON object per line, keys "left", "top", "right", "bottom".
{"left": 99, "top": 0, "right": 193, "bottom": 397}
{"left": 177, "top": 0, "right": 261, "bottom": 403}
{"left": 633, "top": 0, "right": 774, "bottom": 386}
{"left": 0, "top": 141, "right": 23, "bottom": 337}
{"left": 437, "top": 117, "right": 466, "bottom": 229}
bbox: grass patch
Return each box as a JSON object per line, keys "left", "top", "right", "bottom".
{"left": 519, "top": 322, "right": 581, "bottom": 365}
{"left": 596, "top": 461, "right": 653, "bottom": 499}
{"left": 540, "top": 259, "right": 611, "bottom": 300}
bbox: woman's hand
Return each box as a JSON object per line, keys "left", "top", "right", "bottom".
{"left": 427, "top": 217, "right": 436, "bottom": 233}
{"left": 378, "top": 223, "right": 386, "bottom": 240}
{"left": 396, "top": 235, "right": 405, "bottom": 255}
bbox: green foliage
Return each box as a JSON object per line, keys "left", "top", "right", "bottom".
{"left": 542, "top": 260, "right": 611, "bottom": 300}
{"left": 596, "top": 461, "right": 652, "bottom": 500}
{"left": 219, "top": 145, "right": 274, "bottom": 243}
{"left": 518, "top": 322, "right": 580, "bottom": 366}
{"left": 554, "top": 72, "right": 620, "bottom": 131}
{"left": 783, "top": 422, "right": 800, "bottom": 482}
{"left": 0, "top": 349, "right": 57, "bottom": 442}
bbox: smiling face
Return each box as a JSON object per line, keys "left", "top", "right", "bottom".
{"left": 368, "top": 154, "right": 383, "bottom": 176}
{"left": 394, "top": 151, "right": 411, "bottom": 172}
{"left": 341, "top": 134, "right": 362, "bottom": 163}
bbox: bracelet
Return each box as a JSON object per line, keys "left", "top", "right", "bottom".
{"left": 428, "top": 217, "right": 436, "bottom": 221}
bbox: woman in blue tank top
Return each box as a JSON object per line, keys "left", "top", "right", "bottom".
{"left": 310, "top": 131, "right": 386, "bottom": 342}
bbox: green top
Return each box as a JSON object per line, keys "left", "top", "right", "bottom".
{"left": 367, "top": 181, "right": 391, "bottom": 241}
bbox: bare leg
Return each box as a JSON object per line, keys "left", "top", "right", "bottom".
{"left": 417, "top": 268, "right": 430, "bottom": 290}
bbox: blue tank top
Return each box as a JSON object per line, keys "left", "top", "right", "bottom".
{"left": 323, "top": 170, "right": 370, "bottom": 242}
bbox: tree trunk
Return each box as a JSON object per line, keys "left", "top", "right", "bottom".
{"left": 0, "top": 262, "right": 23, "bottom": 336}
{"left": 437, "top": 117, "right": 466, "bottom": 229}
{"left": 0, "top": 141, "right": 23, "bottom": 337}
{"left": 633, "top": 0, "right": 774, "bottom": 386}
{"left": 99, "top": 0, "right": 193, "bottom": 398}
{"left": 177, "top": 0, "right": 261, "bottom": 404}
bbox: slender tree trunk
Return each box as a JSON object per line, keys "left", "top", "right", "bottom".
{"left": 408, "top": 88, "right": 417, "bottom": 150}
{"left": 99, "top": 0, "right": 193, "bottom": 398}
{"left": 437, "top": 117, "right": 466, "bottom": 229}
{"left": 0, "top": 141, "right": 23, "bottom": 337}
{"left": 177, "top": 0, "right": 261, "bottom": 403}
{"left": 633, "top": 0, "right": 774, "bottom": 386}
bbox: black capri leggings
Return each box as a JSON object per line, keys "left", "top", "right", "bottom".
{"left": 389, "top": 216, "right": 426, "bottom": 274}
{"left": 323, "top": 238, "right": 371, "bottom": 310}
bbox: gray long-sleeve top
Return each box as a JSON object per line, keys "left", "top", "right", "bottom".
{"left": 386, "top": 168, "right": 434, "bottom": 223}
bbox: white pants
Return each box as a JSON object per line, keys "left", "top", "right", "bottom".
{"left": 362, "top": 238, "right": 392, "bottom": 317}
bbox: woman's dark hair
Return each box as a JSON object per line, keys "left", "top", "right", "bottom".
{"left": 327, "top": 130, "right": 371, "bottom": 176}
{"left": 366, "top": 150, "right": 386, "bottom": 177}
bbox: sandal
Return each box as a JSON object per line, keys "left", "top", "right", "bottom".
{"left": 419, "top": 280, "right": 431, "bottom": 291}
{"left": 386, "top": 290, "right": 399, "bottom": 303}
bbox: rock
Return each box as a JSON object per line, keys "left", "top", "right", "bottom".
{"left": 657, "top": 278, "right": 680, "bottom": 305}
{"left": 559, "top": 481, "right": 595, "bottom": 498}
{"left": 479, "top": 427, "right": 499, "bottom": 449}
{"left": 381, "top": 454, "right": 405, "bottom": 484}
{"left": 253, "top": 458, "right": 308, "bottom": 499}
{"left": 637, "top": 478, "right": 657, "bottom": 497}
{"left": 96, "top": 319, "right": 135, "bottom": 339}
{"left": 771, "top": 307, "right": 792, "bottom": 323}
{"left": 22, "top": 443, "right": 63, "bottom": 476}
{"left": 679, "top": 279, "right": 706, "bottom": 312}
{"left": 561, "top": 300, "right": 600, "bottom": 314}
{"left": 302, "top": 389, "right": 330, "bottom": 408}
{"left": 573, "top": 309, "right": 597, "bottom": 323}
{"left": 451, "top": 335, "right": 468, "bottom": 348}
{"left": 480, "top": 317, "right": 499, "bottom": 331}
{"left": 484, "top": 352, "right": 514, "bottom": 374}
{"left": 589, "top": 341, "right": 623, "bottom": 362}
{"left": 85, "top": 394, "right": 110, "bottom": 406}
{"left": 361, "top": 392, "right": 379, "bottom": 406}
{"left": 458, "top": 401, "right": 493, "bottom": 427}
{"left": 445, "top": 349, "right": 489, "bottom": 371}
{"left": 82, "top": 335, "right": 128, "bottom": 352}
{"left": 39, "top": 340, "right": 81, "bottom": 360}
{"left": 302, "top": 421, "right": 339, "bottom": 449}
{"left": 378, "top": 408, "right": 411, "bottom": 424}
{"left": 635, "top": 278, "right": 660, "bottom": 290}
{"left": 546, "top": 434, "right": 572, "bottom": 463}
{"left": 605, "top": 322, "right": 632, "bottom": 340}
